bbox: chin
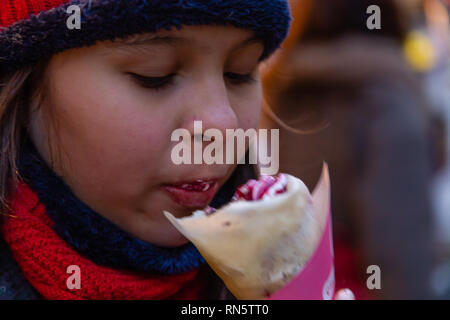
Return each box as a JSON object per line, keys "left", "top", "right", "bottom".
{"left": 156, "top": 227, "right": 192, "bottom": 248}
{"left": 163, "top": 234, "right": 191, "bottom": 248}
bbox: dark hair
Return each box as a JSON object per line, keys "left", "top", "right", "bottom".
{"left": 0, "top": 62, "right": 48, "bottom": 218}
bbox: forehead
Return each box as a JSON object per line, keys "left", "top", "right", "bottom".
{"left": 104, "top": 25, "right": 264, "bottom": 54}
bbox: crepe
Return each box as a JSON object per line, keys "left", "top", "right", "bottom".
{"left": 164, "top": 165, "right": 330, "bottom": 300}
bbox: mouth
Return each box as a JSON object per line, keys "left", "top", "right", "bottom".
{"left": 164, "top": 179, "right": 219, "bottom": 210}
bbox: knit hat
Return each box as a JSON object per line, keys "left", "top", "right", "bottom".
{"left": 0, "top": 0, "right": 291, "bottom": 76}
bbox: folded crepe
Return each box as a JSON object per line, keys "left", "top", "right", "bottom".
{"left": 164, "top": 165, "right": 330, "bottom": 300}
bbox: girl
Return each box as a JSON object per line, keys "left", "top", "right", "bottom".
{"left": 0, "top": 0, "right": 291, "bottom": 299}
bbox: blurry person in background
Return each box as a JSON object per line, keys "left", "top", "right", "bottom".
{"left": 260, "top": 0, "right": 446, "bottom": 299}
{"left": 415, "top": 0, "right": 450, "bottom": 298}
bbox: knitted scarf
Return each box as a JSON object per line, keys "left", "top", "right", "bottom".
{"left": 0, "top": 139, "right": 215, "bottom": 299}
{"left": 2, "top": 182, "right": 209, "bottom": 300}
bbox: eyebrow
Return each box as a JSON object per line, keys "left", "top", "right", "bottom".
{"left": 237, "top": 36, "right": 264, "bottom": 50}
{"left": 107, "top": 35, "right": 189, "bottom": 49}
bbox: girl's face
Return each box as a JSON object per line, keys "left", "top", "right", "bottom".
{"left": 30, "top": 25, "right": 264, "bottom": 247}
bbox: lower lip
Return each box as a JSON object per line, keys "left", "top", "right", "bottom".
{"left": 164, "top": 182, "right": 219, "bottom": 209}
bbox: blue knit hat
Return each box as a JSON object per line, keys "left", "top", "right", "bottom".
{"left": 0, "top": 0, "right": 291, "bottom": 76}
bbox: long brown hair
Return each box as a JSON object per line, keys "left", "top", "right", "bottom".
{"left": 0, "top": 62, "right": 48, "bottom": 217}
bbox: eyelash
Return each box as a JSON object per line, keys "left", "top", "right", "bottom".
{"left": 129, "top": 72, "right": 256, "bottom": 91}
{"left": 129, "top": 73, "right": 175, "bottom": 90}
{"left": 224, "top": 72, "right": 257, "bottom": 85}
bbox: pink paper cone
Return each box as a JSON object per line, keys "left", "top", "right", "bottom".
{"left": 268, "top": 164, "right": 335, "bottom": 300}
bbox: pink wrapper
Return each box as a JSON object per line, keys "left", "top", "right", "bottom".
{"left": 268, "top": 165, "right": 335, "bottom": 300}
{"left": 268, "top": 210, "right": 335, "bottom": 300}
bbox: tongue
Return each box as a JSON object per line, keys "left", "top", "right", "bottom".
{"left": 181, "top": 181, "right": 209, "bottom": 192}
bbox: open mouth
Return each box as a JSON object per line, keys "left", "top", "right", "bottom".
{"left": 164, "top": 179, "right": 219, "bottom": 210}
{"left": 174, "top": 180, "right": 216, "bottom": 192}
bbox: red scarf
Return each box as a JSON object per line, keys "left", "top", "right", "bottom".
{"left": 2, "top": 181, "right": 209, "bottom": 300}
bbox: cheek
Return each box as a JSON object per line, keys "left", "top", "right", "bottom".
{"left": 47, "top": 63, "right": 176, "bottom": 198}
{"left": 232, "top": 85, "right": 263, "bottom": 129}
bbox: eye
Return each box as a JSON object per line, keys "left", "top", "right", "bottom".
{"left": 128, "top": 73, "right": 175, "bottom": 90}
{"left": 224, "top": 72, "right": 257, "bottom": 85}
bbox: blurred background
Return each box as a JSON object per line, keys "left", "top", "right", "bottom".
{"left": 259, "top": 0, "right": 450, "bottom": 299}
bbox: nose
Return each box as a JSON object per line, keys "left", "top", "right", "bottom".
{"left": 179, "top": 75, "right": 239, "bottom": 137}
